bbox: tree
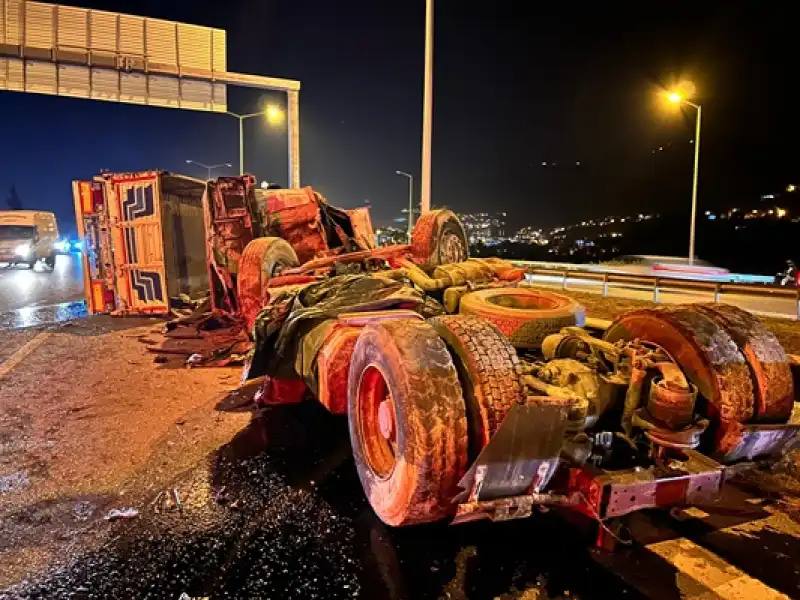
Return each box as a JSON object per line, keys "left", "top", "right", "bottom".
{"left": 5, "top": 185, "right": 23, "bottom": 210}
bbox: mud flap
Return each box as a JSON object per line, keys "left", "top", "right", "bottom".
{"left": 452, "top": 401, "right": 570, "bottom": 524}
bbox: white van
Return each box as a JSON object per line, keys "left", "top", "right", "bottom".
{"left": 0, "top": 210, "right": 60, "bottom": 270}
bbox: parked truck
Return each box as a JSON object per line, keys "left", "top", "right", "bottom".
{"left": 75, "top": 173, "right": 799, "bottom": 545}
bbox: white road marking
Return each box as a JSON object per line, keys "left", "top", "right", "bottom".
{"left": 647, "top": 537, "right": 789, "bottom": 599}
{"left": 0, "top": 332, "right": 51, "bottom": 381}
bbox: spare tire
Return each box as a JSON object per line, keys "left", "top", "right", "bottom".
{"left": 348, "top": 319, "right": 468, "bottom": 526}
{"left": 459, "top": 288, "right": 585, "bottom": 350}
{"left": 411, "top": 209, "right": 468, "bottom": 270}
{"left": 238, "top": 237, "right": 299, "bottom": 333}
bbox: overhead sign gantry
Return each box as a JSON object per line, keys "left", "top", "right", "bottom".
{"left": 0, "top": 0, "right": 300, "bottom": 187}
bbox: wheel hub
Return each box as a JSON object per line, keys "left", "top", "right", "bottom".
{"left": 439, "top": 232, "right": 466, "bottom": 264}
{"left": 378, "top": 399, "right": 395, "bottom": 440}
{"left": 357, "top": 365, "right": 398, "bottom": 478}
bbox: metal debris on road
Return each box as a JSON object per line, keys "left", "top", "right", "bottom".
{"left": 171, "top": 488, "right": 183, "bottom": 513}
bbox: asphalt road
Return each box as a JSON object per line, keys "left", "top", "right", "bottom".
{"left": 527, "top": 273, "right": 798, "bottom": 319}
{"left": 3, "top": 399, "right": 797, "bottom": 599}
{"left": 0, "top": 254, "right": 86, "bottom": 329}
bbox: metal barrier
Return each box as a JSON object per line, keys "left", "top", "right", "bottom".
{"left": 514, "top": 262, "right": 800, "bottom": 319}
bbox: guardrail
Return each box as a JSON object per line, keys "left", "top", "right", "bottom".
{"left": 511, "top": 260, "right": 774, "bottom": 284}
{"left": 511, "top": 261, "right": 800, "bottom": 319}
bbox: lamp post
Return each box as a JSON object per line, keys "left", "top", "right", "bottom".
{"left": 420, "top": 0, "right": 434, "bottom": 215}
{"left": 396, "top": 170, "right": 414, "bottom": 240}
{"left": 667, "top": 90, "right": 702, "bottom": 266}
{"left": 185, "top": 160, "right": 232, "bottom": 180}
{"left": 226, "top": 105, "right": 286, "bottom": 176}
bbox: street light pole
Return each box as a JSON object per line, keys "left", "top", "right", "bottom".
{"left": 688, "top": 101, "right": 701, "bottom": 267}
{"left": 420, "top": 0, "right": 434, "bottom": 215}
{"left": 226, "top": 105, "right": 286, "bottom": 177}
{"left": 667, "top": 90, "right": 702, "bottom": 266}
{"left": 238, "top": 116, "right": 245, "bottom": 176}
{"left": 396, "top": 171, "right": 414, "bottom": 240}
{"left": 185, "top": 160, "right": 232, "bottom": 180}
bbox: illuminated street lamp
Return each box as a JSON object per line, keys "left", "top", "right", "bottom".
{"left": 788, "top": 184, "right": 797, "bottom": 193}
{"left": 226, "top": 105, "right": 286, "bottom": 176}
{"left": 667, "top": 88, "right": 702, "bottom": 266}
{"left": 185, "top": 160, "right": 232, "bottom": 180}
{"left": 396, "top": 170, "right": 415, "bottom": 241}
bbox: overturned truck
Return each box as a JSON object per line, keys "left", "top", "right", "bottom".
{"left": 75, "top": 172, "right": 799, "bottom": 545}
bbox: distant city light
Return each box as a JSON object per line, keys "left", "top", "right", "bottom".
{"left": 788, "top": 184, "right": 797, "bottom": 193}
{"left": 777, "top": 207, "right": 788, "bottom": 218}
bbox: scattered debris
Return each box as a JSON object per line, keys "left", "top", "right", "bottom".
{"left": 73, "top": 501, "right": 96, "bottom": 522}
{"left": 0, "top": 470, "right": 30, "bottom": 494}
{"left": 171, "top": 488, "right": 183, "bottom": 513}
{"left": 212, "top": 486, "right": 227, "bottom": 504}
{"left": 104, "top": 507, "right": 139, "bottom": 521}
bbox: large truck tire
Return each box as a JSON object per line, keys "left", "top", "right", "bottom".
{"left": 603, "top": 305, "right": 756, "bottom": 456}
{"left": 459, "top": 288, "right": 585, "bottom": 350}
{"left": 429, "top": 315, "right": 525, "bottom": 459}
{"left": 411, "top": 209, "right": 468, "bottom": 270}
{"left": 348, "top": 318, "right": 468, "bottom": 526}
{"left": 238, "top": 237, "right": 299, "bottom": 333}
{"left": 692, "top": 304, "right": 793, "bottom": 423}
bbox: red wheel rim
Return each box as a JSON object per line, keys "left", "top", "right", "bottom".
{"left": 357, "top": 365, "right": 398, "bottom": 479}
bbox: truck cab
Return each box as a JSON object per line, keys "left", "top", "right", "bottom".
{"left": 0, "top": 210, "right": 59, "bottom": 270}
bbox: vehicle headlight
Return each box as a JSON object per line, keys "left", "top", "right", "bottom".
{"left": 15, "top": 244, "right": 32, "bottom": 257}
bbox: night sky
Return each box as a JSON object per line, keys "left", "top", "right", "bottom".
{"left": 0, "top": 1, "right": 795, "bottom": 235}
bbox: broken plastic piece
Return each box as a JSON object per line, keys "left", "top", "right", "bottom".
{"left": 105, "top": 507, "right": 139, "bottom": 520}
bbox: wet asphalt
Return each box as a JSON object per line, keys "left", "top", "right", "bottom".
{"left": 0, "top": 254, "right": 86, "bottom": 330}
{"left": 0, "top": 402, "right": 642, "bottom": 600}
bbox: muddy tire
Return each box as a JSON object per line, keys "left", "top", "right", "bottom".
{"left": 237, "top": 237, "right": 299, "bottom": 333}
{"left": 44, "top": 254, "right": 56, "bottom": 271}
{"left": 459, "top": 287, "right": 585, "bottom": 350}
{"left": 411, "top": 209, "right": 468, "bottom": 270}
{"left": 604, "top": 306, "right": 755, "bottom": 455}
{"left": 693, "top": 304, "right": 793, "bottom": 423}
{"left": 429, "top": 315, "right": 525, "bottom": 459}
{"left": 348, "top": 319, "right": 468, "bottom": 526}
